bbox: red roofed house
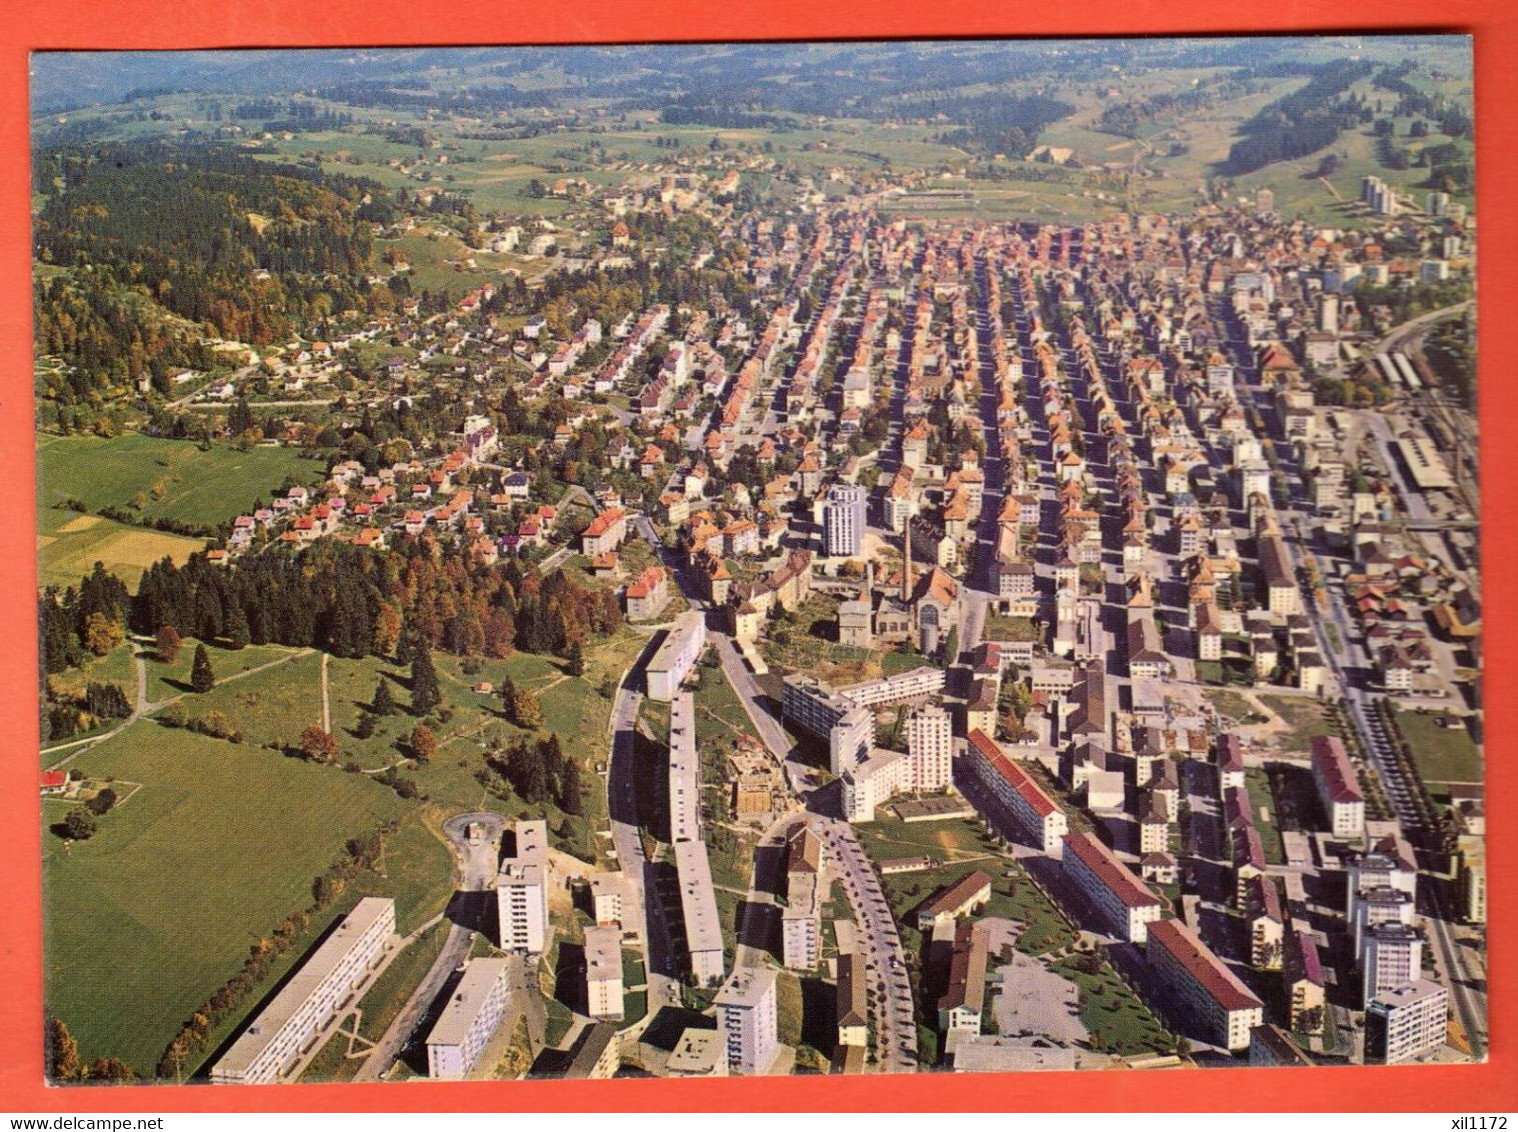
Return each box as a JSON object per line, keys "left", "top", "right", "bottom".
{"left": 1310, "top": 735, "right": 1365, "bottom": 839}
{"left": 1146, "top": 918, "right": 1265, "bottom": 1051}
{"left": 581, "top": 507, "right": 628, "bottom": 557}
{"left": 965, "top": 730, "right": 1068, "bottom": 854}
{"left": 1061, "top": 832, "right": 1162, "bottom": 942}
{"left": 41, "top": 770, "right": 70, "bottom": 796}
{"left": 624, "top": 565, "right": 671, "bottom": 622}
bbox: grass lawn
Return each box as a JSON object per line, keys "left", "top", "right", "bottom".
{"left": 1390, "top": 706, "right": 1482, "bottom": 785}
{"left": 1205, "top": 688, "right": 1259, "bottom": 724}
{"left": 543, "top": 997, "right": 575, "bottom": 1049}
{"left": 984, "top": 614, "right": 1040, "bottom": 643}
{"left": 188, "top": 650, "right": 326, "bottom": 748}
{"left": 38, "top": 506, "right": 206, "bottom": 591}
{"left": 42, "top": 722, "right": 416, "bottom": 1075}
{"left": 299, "top": 920, "right": 452, "bottom": 1084}
{"left": 144, "top": 639, "right": 305, "bottom": 707}
{"left": 853, "top": 815, "right": 1000, "bottom": 865}
{"left": 692, "top": 659, "right": 763, "bottom": 750}
{"left": 1049, "top": 954, "right": 1173, "bottom": 1056}
{"left": 854, "top": 814, "right": 1079, "bottom": 956}
{"left": 37, "top": 433, "right": 326, "bottom": 531}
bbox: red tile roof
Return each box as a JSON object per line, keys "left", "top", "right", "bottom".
{"left": 968, "top": 730, "right": 1057, "bottom": 818}
{"left": 1147, "top": 918, "right": 1263, "bottom": 1012}
{"left": 1063, "top": 832, "right": 1159, "bottom": 910}
{"left": 1311, "top": 736, "right": 1364, "bottom": 804}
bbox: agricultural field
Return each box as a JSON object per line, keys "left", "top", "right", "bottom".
{"left": 41, "top": 722, "right": 431, "bottom": 1076}
{"left": 38, "top": 434, "right": 326, "bottom": 532}
{"left": 38, "top": 506, "right": 206, "bottom": 591}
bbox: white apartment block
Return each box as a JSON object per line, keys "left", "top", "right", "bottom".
{"left": 1362, "top": 923, "right": 1424, "bottom": 1008}
{"left": 646, "top": 611, "right": 707, "bottom": 702}
{"left": 211, "top": 897, "right": 396, "bottom": 1084}
{"left": 425, "top": 958, "right": 511, "bottom": 1080}
{"left": 497, "top": 821, "right": 550, "bottom": 953}
{"left": 829, "top": 705, "right": 875, "bottom": 778}
{"left": 1146, "top": 918, "right": 1264, "bottom": 1052}
{"left": 781, "top": 898, "right": 821, "bottom": 971}
{"left": 1367, "top": 980, "right": 1449, "bottom": 1064}
{"left": 668, "top": 692, "right": 701, "bottom": 843}
{"left": 841, "top": 665, "right": 946, "bottom": 707}
{"left": 823, "top": 483, "right": 866, "bottom": 558}
{"left": 585, "top": 924, "right": 625, "bottom": 1020}
{"left": 590, "top": 871, "right": 630, "bottom": 932}
{"left": 905, "top": 703, "right": 953, "bottom": 792}
{"left": 1347, "top": 847, "right": 1418, "bottom": 924}
{"left": 842, "top": 747, "right": 910, "bottom": 823}
{"left": 674, "top": 839, "right": 725, "bottom": 986}
{"left": 1352, "top": 886, "right": 1415, "bottom": 956}
{"left": 715, "top": 966, "right": 780, "bottom": 1076}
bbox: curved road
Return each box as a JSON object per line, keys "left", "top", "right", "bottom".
{"left": 353, "top": 812, "right": 516, "bottom": 1081}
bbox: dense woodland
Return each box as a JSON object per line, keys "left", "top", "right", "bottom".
{"left": 1220, "top": 59, "right": 1377, "bottom": 175}
{"left": 33, "top": 142, "right": 397, "bottom": 402}
{"left": 40, "top": 535, "right": 624, "bottom": 724}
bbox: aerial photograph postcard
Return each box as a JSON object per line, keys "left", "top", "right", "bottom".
{"left": 32, "top": 35, "right": 1482, "bottom": 1086}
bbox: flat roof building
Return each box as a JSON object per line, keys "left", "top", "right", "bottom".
{"left": 1366, "top": 979, "right": 1449, "bottom": 1065}
{"left": 715, "top": 966, "right": 780, "bottom": 1076}
{"left": 212, "top": 897, "right": 396, "bottom": 1085}
{"left": 668, "top": 692, "right": 701, "bottom": 843}
{"left": 425, "top": 958, "right": 512, "bottom": 1080}
{"left": 590, "top": 871, "right": 632, "bottom": 935}
{"left": 674, "top": 839, "right": 725, "bottom": 986}
{"left": 1362, "top": 922, "right": 1424, "bottom": 1008}
{"left": 842, "top": 746, "right": 910, "bottom": 823}
{"left": 585, "top": 924, "right": 625, "bottom": 1021}
{"left": 647, "top": 611, "right": 707, "bottom": 702}
{"left": 905, "top": 702, "right": 953, "bottom": 792}
{"left": 562, "top": 1021, "right": 620, "bottom": 1079}
{"left": 497, "top": 820, "right": 550, "bottom": 953}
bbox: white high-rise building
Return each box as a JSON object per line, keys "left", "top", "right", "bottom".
{"left": 905, "top": 702, "right": 953, "bottom": 792}
{"left": 1367, "top": 980, "right": 1449, "bottom": 1064}
{"left": 425, "top": 958, "right": 512, "bottom": 1080}
{"left": 496, "top": 820, "right": 550, "bottom": 953}
{"left": 584, "top": 924, "right": 625, "bottom": 1020}
{"left": 823, "top": 483, "right": 866, "bottom": 558}
{"left": 1362, "top": 923, "right": 1424, "bottom": 1007}
{"left": 714, "top": 966, "right": 780, "bottom": 1075}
